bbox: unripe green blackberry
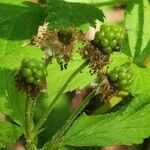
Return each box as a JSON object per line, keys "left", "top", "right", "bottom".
{"left": 21, "top": 58, "right": 47, "bottom": 86}
{"left": 93, "top": 24, "right": 126, "bottom": 54}
{"left": 108, "top": 64, "right": 133, "bottom": 90}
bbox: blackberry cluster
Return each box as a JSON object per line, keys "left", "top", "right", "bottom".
{"left": 21, "top": 58, "right": 47, "bottom": 86}
{"left": 108, "top": 64, "right": 133, "bottom": 90}
{"left": 93, "top": 24, "right": 126, "bottom": 54}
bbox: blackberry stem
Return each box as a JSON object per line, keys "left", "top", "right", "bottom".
{"left": 25, "top": 98, "right": 36, "bottom": 150}
{"left": 44, "top": 91, "right": 95, "bottom": 150}
{"left": 33, "top": 60, "right": 89, "bottom": 137}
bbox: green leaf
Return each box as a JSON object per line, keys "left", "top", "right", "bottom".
{"left": 0, "top": 121, "right": 23, "bottom": 148}
{"left": 0, "top": 69, "right": 26, "bottom": 126}
{"left": 108, "top": 52, "right": 131, "bottom": 72}
{"left": 47, "top": 59, "right": 95, "bottom": 98}
{"left": 0, "top": 45, "right": 43, "bottom": 69}
{"left": 128, "top": 64, "right": 150, "bottom": 97}
{"left": 46, "top": 0, "right": 104, "bottom": 30}
{"left": 139, "top": 40, "right": 150, "bottom": 63}
{"left": 121, "top": 36, "right": 132, "bottom": 57}
{"left": 0, "top": 0, "right": 44, "bottom": 55}
{"left": 125, "top": 0, "right": 150, "bottom": 60}
{"left": 63, "top": 96, "right": 150, "bottom": 147}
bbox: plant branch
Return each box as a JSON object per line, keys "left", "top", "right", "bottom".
{"left": 44, "top": 90, "right": 95, "bottom": 150}
{"left": 25, "top": 98, "right": 36, "bottom": 150}
{"left": 33, "top": 60, "right": 89, "bottom": 137}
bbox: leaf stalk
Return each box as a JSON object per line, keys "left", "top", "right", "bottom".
{"left": 33, "top": 60, "right": 89, "bottom": 137}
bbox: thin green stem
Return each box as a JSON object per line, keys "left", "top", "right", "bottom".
{"left": 25, "top": 98, "right": 33, "bottom": 138}
{"left": 25, "top": 98, "right": 36, "bottom": 150}
{"left": 33, "top": 60, "right": 89, "bottom": 137}
{"left": 44, "top": 91, "right": 95, "bottom": 150}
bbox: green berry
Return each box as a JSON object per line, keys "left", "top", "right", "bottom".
{"left": 110, "top": 72, "right": 118, "bottom": 81}
{"left": 100, "top": 25, "right": 107, "bottom": 30}
{"left": 111, "top": 27, "right": 118, "bottom": 33}
{"left": 110, "top": 39, "right": 117, "bottom": 48}
{"left": 118, "top": 27, "right": 123, "bottom": 32}
{"left": 104, "top": 26, "right": 111, "bottom": 32}
{"left": 34, "top": 79, "right": 41, "bottom": 85}
{"left": 109, "top": 64, "right": 132, "bottom": 90}
{"left": 103, "top": 47, "right": 112, "bottom": 54}
{"left": 21, "top": 58, "right": 47, "bottom": 86}
{"left": 34, "top": 70, "right": 43, "bottom": 79}
{"left": 105, "top": 32, "right": 114, "bottom": 40}
{"left": 115, "top": 32, "right": 121, "bottom": 40}
{"left": 120, "top": 67, "right": 127, "bottom": 73}
{"left": 126, "top": 74, "right": 132, "bottom": 80}
{"left": 43, "top": 70, "right": 48, "bottom": 78}
{"left": 37, "top": 62, "right": 45, "bottom": 70}
{"left": 26, "top": 61, "right": 36, "bottom": 69}
{"left": 118, "top": 79, "right": 127, "bottom": 87}
{"left": 120, "top": 33, "right": 125, "bottom": 41}
{"left": 118, "top": 72, "right": 126, "bottom": 80}
{"left": 33, "top": 68, "right": 38, "bottom": 73}
{"left": 101, "top": 38, "right": 109, "bottom": 47}
{"left": 22, "top": 68, "right": 32, "bottom": 77}
{"left": 26, "top": 77, "right": 34, "bottom": 84}
{"left": 95, "top": 31, "right": 105, "bottom": 39}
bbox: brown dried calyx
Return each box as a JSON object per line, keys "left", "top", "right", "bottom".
{"left": 96, "top": 74, "right": 118, "bottom": 101}
{"left": 31, "top": 23, "right": 79, "bottom": 69}
{"left": 80, "top": 42, "right": 109, "bottom": 74}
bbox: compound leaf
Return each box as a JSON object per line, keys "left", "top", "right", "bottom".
{"left": 63, "top": 96, "right": 150, "bottom": 147}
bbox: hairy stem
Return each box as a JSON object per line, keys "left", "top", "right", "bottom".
{"left": 25, "top": 98, "right": 36, "bottom": 150}
{"left": 33, "top": 60, "right": 89, "bottom": 137}
{"left": 44, "top": 91, "right": 95, "bottom": 150}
